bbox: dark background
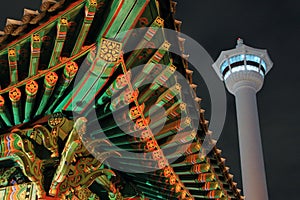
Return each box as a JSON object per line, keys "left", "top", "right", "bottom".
{"left": 0, "top": 1, "right": 299, "bottom": 199}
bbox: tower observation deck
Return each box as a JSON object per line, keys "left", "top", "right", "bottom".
{"left": 213, "top": 38, "right": 273, "bottom": 200}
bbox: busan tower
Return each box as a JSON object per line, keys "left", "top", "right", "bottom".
{"left": 212, "top": 38, "right": 273, "bottom": 200}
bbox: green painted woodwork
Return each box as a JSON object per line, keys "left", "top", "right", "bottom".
{"left": 24, "top": 80, "right": 38, "bottom": 122}
{"left": 46, "top": 61, "right": 79, "bottom": 114}
{"left": 0, "top": 0, "right": 242, "bottom": 199}
{"left": 35, "top": 72, "right": 58, "bottom": 117}
{"left": 71, "top": 0, "right": 97, "bottom": 56}
{"left": 125, "top": 16, "right": 164, "bottom": 67}
{"left": 0, "top": 1, "right": 86, "bottom": 57}
{"left": 9, "top": 87, "right": 22, "bottom": 125}
{"left": 0, "top": 182, "right": 37, "bottom": 200}
{"left": 0, "top": 133, "right": 44, "bottom": 197}
{"left": 48, "top": 18, "right": 69, "bottom": 68}
{"left": 8, "top": 46, "right": 20, "bottom": 84}
{"left": 29, "top": 33, "right": 42, "bottom": 77}
{"left": 114, "top": 0, "right": 150, "bottom": 43}
{"left": 98, "top": 0, "right": 134, "bottom": 39}
{"left": 0, "top": 95, "right": 12, "bottom": 127}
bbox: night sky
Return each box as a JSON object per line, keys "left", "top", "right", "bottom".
{"left": 0, "top": 1, "right": 299, "bottom": 199}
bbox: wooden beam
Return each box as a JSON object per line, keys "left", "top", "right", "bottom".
{"left": 35, "top": 71, "right": 58, "bottom": 117}
{"left": 48, "top": 18, "right": 68, "bottom": 68}
{"left": 125, "top": 16, "right": 164, "bottom": 67}
{"left": 71, "top": 0, "right": 97, "bottom": 56}
{"left": 29, "top": 33, "right": 42, "bottom": 76}
{"left": 46, "top": 61, "right": 78, "bottom": 114}
{"left": 0, "top": 95, "right": 12, "bottom": 126}
{"left": 24, "top": 80, "right": 38, "bottom": 122}
{"left": 8, "top": 47, "right": 19, "bottom": 84}
{"left": 9, "top": 87, "right": 22, "bottom": 125}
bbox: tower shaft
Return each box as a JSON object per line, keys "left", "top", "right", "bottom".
{"left": 234, "top": 86, "right": 268, "bottom": 200}
{"left": 213, "top": 39, "right": 273, "bottom": 199}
